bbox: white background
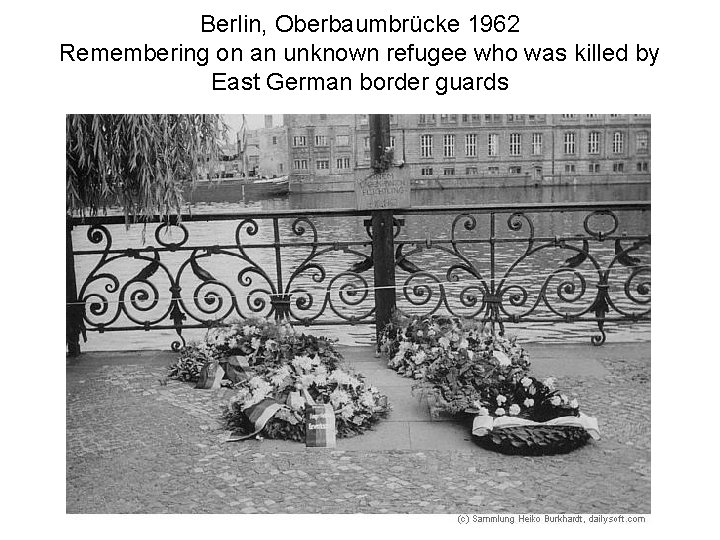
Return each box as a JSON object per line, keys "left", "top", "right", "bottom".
{"left": 2, "top": 0, "right": 717, "bottom": 537}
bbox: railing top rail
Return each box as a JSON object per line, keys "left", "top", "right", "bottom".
{"left": 68, "top": 200, "right": 651, "bottom": 226}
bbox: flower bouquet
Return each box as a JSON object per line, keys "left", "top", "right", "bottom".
{"left": 379, "top": 313, "right": 530, "bottom": 382}
{"left": 168, "top": 318, "right": 343, "bottom": 384}
{"left": 223, "top": 353, "right": 390, "bottom": 441}
{"left": 168, "top": 340, "right": 219, "bottom": 383}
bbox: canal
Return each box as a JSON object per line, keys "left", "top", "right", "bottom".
{"left": 71, "top": 183, "right": 650, "bottom": 351}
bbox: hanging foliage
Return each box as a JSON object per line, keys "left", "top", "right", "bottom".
{"left": 66, "top": 114, "right": 227, "bottom": 222}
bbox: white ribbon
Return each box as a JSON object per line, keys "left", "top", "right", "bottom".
{"left": 472, "top": 413, "right": 600, "bottom": 440}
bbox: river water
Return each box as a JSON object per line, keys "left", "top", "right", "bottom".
{"left": 73, "top": 183, "right": 651, "bottom": 351}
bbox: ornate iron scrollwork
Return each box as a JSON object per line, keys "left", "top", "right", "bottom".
{"left": 393, "top": 206, "right": 650, "bottom": 345}
{"left": 70, "top": 204, "right": 650, "bottom": 348}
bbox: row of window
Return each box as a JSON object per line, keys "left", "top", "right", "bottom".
{"left": 419, "top": 161, "right": 650, "bottom": 176}
{"left": 293, "top": 157, "right": 352, "bottom": 170}
{"left": 417, "top": 114, "right": 648, "bottom": 125}
{"left": 292, "top": 134, "right": 352, "bottom": 147}
{"left": 418, "top": 131, "right": 649, "bottom": 158}
{"left": 293, "top": 131, "right": 650, "bottom": 155}
{"left": 419, "top": 114, "right": 548, "bottom": 125}
{"left": 561, "top": 114, "right": 649, "bottom": 119}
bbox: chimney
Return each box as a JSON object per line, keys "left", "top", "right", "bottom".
{"left": 264, "top": 115, "right": 273, "bottom": 128}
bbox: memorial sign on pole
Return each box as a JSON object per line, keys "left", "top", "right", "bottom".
{"left": 354, "top": 168, "right": 411, "bottom": 211}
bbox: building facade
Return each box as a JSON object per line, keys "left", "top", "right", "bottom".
{"left": 245, "top": 126, "right": 290, "bottom": 178}
{"left": 282, "top": 114, "right": 651, "bottom": 192}
{"left": 284, "top": 114, "right": 358, "bottom": 190}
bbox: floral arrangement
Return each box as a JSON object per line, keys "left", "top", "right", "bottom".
{"left": 463, "top": 375, "right": 580, "bottom": 423}
{"left": 168, "top": 318, "right": 342, "bottom": 383}
{"left": 223, "top": 354, "right": 389, "bottom": 441}
{"left": 167, "top": 340, "right": 218, "bottom": 382}
{"left": 380, "top": 312, "right": 597, "bottom": 454}
{"left": 168, "top": 317, "right": 390, "bottom": 441}
{"left": 380, "top": 313, "right": 531, "bottom": 389}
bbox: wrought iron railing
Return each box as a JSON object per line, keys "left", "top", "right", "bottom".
{"left": 66, "top": 201, "right": 650, "bottom": 352}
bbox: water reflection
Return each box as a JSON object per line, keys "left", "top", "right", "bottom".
{"left": 75, "top": 184, "right": 650, "bottom": 351}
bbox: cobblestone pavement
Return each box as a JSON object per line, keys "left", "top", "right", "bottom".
{"left": 67, "top": 344, "right": 650, "bottom": 514}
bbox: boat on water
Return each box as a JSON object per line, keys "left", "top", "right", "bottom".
{"left": 184, "top": 175, "right": 290, "bottom": 202}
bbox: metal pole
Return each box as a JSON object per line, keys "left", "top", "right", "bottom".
{"left": 368, "top": 114, "right": 396, "bottom": 345}
{"left": 66, "top": 219, "right": 81, "bottom": 356}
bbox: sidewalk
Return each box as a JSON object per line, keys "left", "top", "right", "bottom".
{"left": 67, "top": 342, "right": 650, "bottom": 513}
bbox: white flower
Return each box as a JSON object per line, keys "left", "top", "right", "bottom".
{"left": 310, "top": 354, "right": 321, "bottom": 366}
{"left": 244, "top": 378, "right": 272, "bottom": 406}
{"left": 521, "top": 377, "right": 533, "bottom": 388}
{"left": 569, "top": 398, "right": 579, "bottom": 409}
{"left": 265, "top": 339, "right": 277, "bottom": 350}
{"left": 467, "top": 350, "right": 474, "bottom": 361}
{"left": 509, "top": 404, "right": 521, "bottom": 416}
{"left": 523, "top": 398, "right": 534, "bottom": 408}
{"left": 339, "top": 404, "right": 355, "bottom": 420}
{"left": 458, "top": 338, "right": 469, "bottom": 349}
{"left": 243, "top": 325, "right": 256, "bottom": 337}
{"left": 543, "top": 377, "right": 556, "bottom": 390}
{"left": 360, "top": 390, "right": 376, "bottom": 408}
{"left": 292, "top": 355, "right": 313, "bottom": 372}
{"left": 398, "top": 340, "right": 411, "bottom": 353}
{"left": 412, "top": 350, "right": 427, "bottom": 365}
{"left": 330, "top": 388, "right": 351, "bottom": 407}
{"left": 496, "top": 395, "right": 507, "bottom": 405}
{"left": 550, "top": 396, "right": 562, "bottom": 406}
{"left": 495, "top": 407, "right": 506, "bottom": 416}
{"left": 438, "top": 336, "right": 451, "bottom": 349}
{"left": 427, "top": 329, "right": 436, "bottom": 337}
{"left": 493, "top": 350, "right": 511, "bottom": 366}
{"left": 251, "top": 337, "right": 261, "bottom": 350}
{"left": 477, "top": 407, "right": 490, "bottom": 416}
{"left": 312, "top": 371, "right": 329, "bottom": 387}
{"left": 269, "top": 366, "right": 291, "bottom": 387}
{"left": 560, "top": 394, "right": 569, "bottom": 405}
{"left": 417, "top": 330, "right": 424, "bottom": 338}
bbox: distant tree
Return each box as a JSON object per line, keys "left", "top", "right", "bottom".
{"left": 66, "top": 114, "right": 227, "bottom": 221}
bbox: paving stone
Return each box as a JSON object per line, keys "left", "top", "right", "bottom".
{"left": 67, "top": 343, "right": 650, "bottom": 514}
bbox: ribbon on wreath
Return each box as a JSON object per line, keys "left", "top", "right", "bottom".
{"left": 227, "top": 398, "right": 285, "bottom": 442}
{"left": 195, "top": 360, "right": 225, "bottom": 390}
{"left": 472, "top": 413, "right": 601, "bottom": 440}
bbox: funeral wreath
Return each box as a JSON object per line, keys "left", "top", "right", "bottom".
{"left": 168, "top": 318, "right": 390, "bottom": 442}
{"left": 380, "top": 312, "right": 600, "bottom": 455}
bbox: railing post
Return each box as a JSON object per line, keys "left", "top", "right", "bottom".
{"left": 369, "top": 114, "right": 396, "bottom": 344}
{"left": 66, "top": 219, "right": 82, "bottom": 356}
{"left": 371, "top": 209, "right": 395, "bottom": 344}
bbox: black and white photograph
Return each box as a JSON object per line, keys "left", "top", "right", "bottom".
{"left": 66, "top": 113, "right": 650, "bottom": 514}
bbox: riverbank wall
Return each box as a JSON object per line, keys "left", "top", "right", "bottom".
{"left": 290, "top": 173, "right": 651, "bottom": 193}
